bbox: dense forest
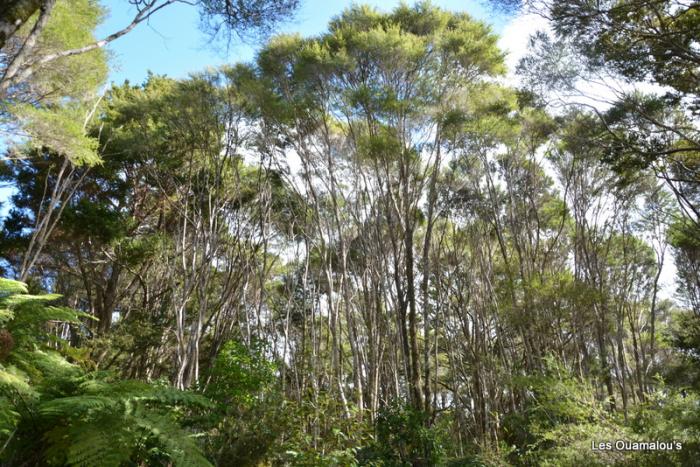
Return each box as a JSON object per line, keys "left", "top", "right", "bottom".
{"left": 0, "top": 0, "right": 699, "bottom": 465}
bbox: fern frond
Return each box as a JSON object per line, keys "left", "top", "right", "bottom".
{"left": 0, "top": 395, "right": 20, "bottom": 437}
{"left": 66, "top": 424, "right": 132, "bottom": 467}
{"left": 0, "top": 279, "right": 28, "bottom": 297}
{"left": 79, "top": 379, "right": 213, "bottom": 409}
{"left": 0, "top": 364, "right": 33, "bottom": 394}
{"left": 134, "top": 411, "right": 213, "bottom": 467}
{"left": 10, "top": 303, "right": 89, "bottom": 327}
{"left": 0, "top": 307, "right": 14, "bottom": 324}
{"left": 129, "top": 386, "right": 214, "bottom": 409}
{"left": 44, "top": 412, "right": 135, "bottom": 467}
{"left": 40, "top": 395, "right": 121, "bottom": 417}
{"left": 28, "top": 350, "right": 82, "bottom": 381}
{"left": 3, "top": 293, "right": 62, "bottom": 307}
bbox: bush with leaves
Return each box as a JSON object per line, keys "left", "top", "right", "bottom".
{"left": 502, "top": 357, "right": 635, "bottom": 466}
{"left": 626, "top": 387, "right": 700, "bottom": 467}
{"left": 274, "top": 393, "right": 373, "bottom": 466}
{"left": 200, "top": 339, "right": 290, "bottom": 466}
{"left": 357, "top": 401, "right": 444, "bottom": 466}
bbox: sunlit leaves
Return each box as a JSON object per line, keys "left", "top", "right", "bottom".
{"left": 13, "top": 103, "right": 100, "bottom": 165}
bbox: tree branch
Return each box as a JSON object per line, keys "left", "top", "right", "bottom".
{"left": 0, "top": 0, "right": 180, "bottom": 93}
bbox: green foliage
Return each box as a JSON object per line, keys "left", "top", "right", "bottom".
{"left": 2, "top": 2, "right": 699, "bottom": 466}
{"left": 275, "top": 395, "right": 373, "bottom": 466}
{"left": 248, "top": 1, "right": 505, "bottom": 146}
{"left": 202, "top": 343, "right": 372, "bottom": 466}
{"left": 0, "top": 279, "right": 212, "bottom": 466}
{"left": 23, "top": 0, "right": 108, "bottom": 101}
{"left": 205, "top": 391, "right": 294, "bottom": 467}
{"left": 669, "top": 218, "right": 700, "bottom": 313}
{"left": 206, "top": 339, "right": 276, "bottom": 407}
{"left": 500, "top": 357, "right": 700, "bottom": 466}
{"left": 0, "top": 278, "right": 26, "bottom": 324}
{"left": 504, "top": 357, "right": 627, "bottom": 466}
{"left": 628, "top": 388, "right": 700, "bottom": 466}
{"left": 4, "top": 0, "right": 108, "bottom": 166}
{"left": 201, "top": 339, "right": 286, "bottom": 466}
{"left": 550, "top": 0, "right": 700, "bottom": 97}
{"left": 666, "top": 310, "right": 700, "bottom": 389}
{"left": 37, "top": 378, "right": 212, "bottom": 467}
{"left": 198, "top": 0, "right": 299, "bottom": 42}
{"left": 1, "top": 0, "right": 108, "bottom": 103}
{"left": 358, "top": 401, "right": 444, "bottom": 466}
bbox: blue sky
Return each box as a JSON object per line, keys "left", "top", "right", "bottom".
{"left": 98, "top": 0, "right": 510, "bottom": 86}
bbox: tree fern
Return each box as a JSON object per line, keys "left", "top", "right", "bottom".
{"left": 43, "top": 412, "right": 132, "bottom": 467}
{"left": 40, "top": 384, "right": 213, "bottom": 467}
{"left": 0, "top": 279, "right": 26, "bottom": 326}
{"left": 0, "top": 278, "right": 213, "bottom": 466}
{"left": 134, "top": 411, "right": 213, "bottom": 467}
{"left": 0, "top": 279, "right": 28, "bottom": 296}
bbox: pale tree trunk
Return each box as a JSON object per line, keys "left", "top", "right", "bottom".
{"left": 19, "top": 158, "right": 88, "bottom": 281}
